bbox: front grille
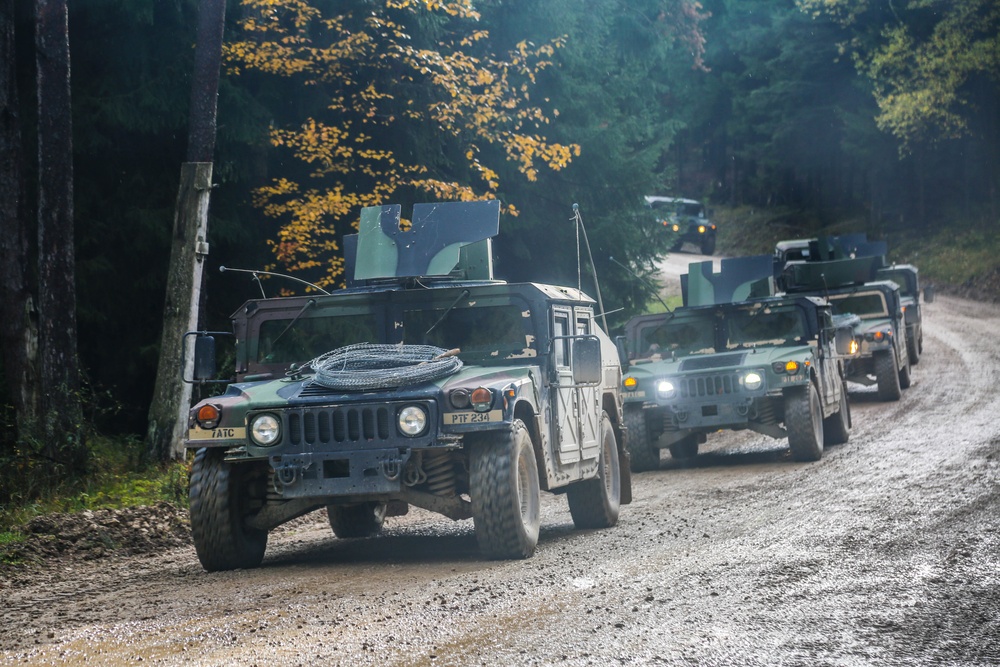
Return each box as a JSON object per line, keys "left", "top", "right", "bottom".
{"left": 678, "top": 373, "right": 742, "bottom": 398}
{"left": 285, "top": 406, "right": 393, "bottom": 447}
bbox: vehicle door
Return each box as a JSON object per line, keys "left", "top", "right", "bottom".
{"left": 816, "top": 308, "right": 843, "bottom": 406}
{"left": 551, "top": 307, "right": 600, "bottom": 466}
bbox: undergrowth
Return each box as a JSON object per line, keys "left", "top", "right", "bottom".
{"left": 0, "top": 433, "right": 189, "bottom": 534}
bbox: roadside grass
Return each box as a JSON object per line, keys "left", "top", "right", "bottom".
{"left": 0, "top": 434, "right": 189, "bottom": 536}
{"left": 890, "top": 225, "right": 1000, "bottom": 287}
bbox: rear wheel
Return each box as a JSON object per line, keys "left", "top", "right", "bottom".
{"left": 822, "top": 382, "right": 850, "bottom": 446}
{"left": 907, "top": 329, "right": 921, "bottom": 366}
{"left": 624, "top": 405, "right": 660, "bottom": 472}
{"left": 874, "top": 349, "right": 902, "bottom": 401}
{"left": 470, "top": 419, "right": 540, "bottom": 559}
{"left": 326, "top": 502, "right": 387, "bottom": 538}
{"left": 189, "top": 448, "right": 268, "bottom": 572}
{"left": 785, "top": 384, "right": 824, "bottom": 462}
{"left": 898, "top": 353, "right": 912, "bottom": 389}
{"left": 567, "top": 412, "right": 621, "bottom": 529}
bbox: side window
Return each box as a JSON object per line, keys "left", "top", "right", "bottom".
{"left": 553, "top": 313, "right": 569, "bottom": 367}
{"left": 576, "top": 315, "right": 591, "bottom": 336}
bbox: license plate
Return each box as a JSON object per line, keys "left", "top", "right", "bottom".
{"left": 187, "top": 427, "right": 247, "bottom": 441}
{"left": 444, "top": 410, "right": 502, "bottom": 425}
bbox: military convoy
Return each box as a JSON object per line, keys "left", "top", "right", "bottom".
{"left": 185, "top": 201, "right": 630, "bottom": 571}
{"left": 619, "top": 255, "right": 856, "bottom": 469}
{"left": 182, "top": 197, "right": 925, "bottom": 569}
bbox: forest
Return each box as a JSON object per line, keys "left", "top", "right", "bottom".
{"left": 1, "top": 0, "right": 998, "bottom": 501}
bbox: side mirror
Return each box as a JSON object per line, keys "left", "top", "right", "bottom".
{"left": 923, "top": 285, "right": 935, "bottom": 303}
{"left": 183, "top": 330, "right": 234, "bottom": 383}
{"left": 572, "top": 336, "right": 602, "bottom": 385}
{"left": 834, "top": 327, "right": 857, "bottom": 356}
{"left": 193, "top": 335, "right": 217, "bottom": 381}
{"left": 614, "top": 335, "right": 630, "bottom": 371}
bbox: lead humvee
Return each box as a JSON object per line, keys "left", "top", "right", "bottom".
{"left": 184, "top": 201, "right": 630, "bottom": 571}
{"left": 619, "top": 255, "right": 856, "bottom": 470}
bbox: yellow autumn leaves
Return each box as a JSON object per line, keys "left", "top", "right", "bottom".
{"left": 227, "top": 0, "right": 578, "bottom": 288}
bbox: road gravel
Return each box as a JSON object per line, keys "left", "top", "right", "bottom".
{"left": 2, "top": 250, "right": 998, "bottom": 667}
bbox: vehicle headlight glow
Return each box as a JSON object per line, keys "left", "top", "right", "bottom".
{"left": 744, "top": 372, "right": 763, "bottom": 390}
{"left": 623, "top": 376, "right": 638, "bottom": 390}
{"left": 657, "top": 380, "right": 676, "bottom": 398}
{"left": 398, "top": 405, "right": 428, "bottom": 436}
{"left": 250, "top": 414, "right": 280, "bottom": 446}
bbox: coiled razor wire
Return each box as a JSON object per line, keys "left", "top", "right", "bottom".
{"left": 300, "top": 343, "right": 463, "bottom": 391}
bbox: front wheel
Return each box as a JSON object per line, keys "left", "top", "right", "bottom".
{"left": 327, "top": 502, "right": 387, "bottom": 538}
{"left": 567, "top": 412, "right": 621, "bottom": 529}
{"left": 668, "top": 435, "right": 700, "bottom": 460}
{"left": 624, "top": 405, "right": 659, "bottom": 472}
{"left": 470, "top": 419, "right": 541, "bottom": 559}
{"left": 875, "top": 349, "right": 902, "bottom": 401}
{"left": 785, "top": 384, "right": 824, "bottom": 462}
{"left": 700, "top": 235, "right": 716, "bottom": 256}
{"left": 189, "top": 447, "right": 268, "bottom": 572}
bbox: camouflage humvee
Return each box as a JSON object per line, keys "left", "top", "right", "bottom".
{"left": 619, "top": 256, "right": 855, "bottom": 470}
{"left": 782, "top": 254, "right": 912, "bottom": 401}
{"left": 877, "top": 264, "right": 922, "bottom": 366}
{"left": 774, "top": 234, "right": 925, "bottom": 368}
{"left": 184, "top": 201, "right": 630, "bottom": 571}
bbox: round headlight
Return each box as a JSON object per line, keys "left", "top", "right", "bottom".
{"left": 744, "top": 372, "right": 763, "bottom": 390}
{"left": 623, "top": 376, "right": 638, "bottom": 390}
{"left": 657, "top": 380, "right": 676, "bottom": 399}
{"left": 398, "top": 405, "right": 428, "bottom": 436}
{"left": 250, "top": 414, "right": 280, "bottom": 446}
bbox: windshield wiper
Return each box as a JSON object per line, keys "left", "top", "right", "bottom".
{"left": 423, "top": 289, "right": 470, "bottom": 339}
{"left": 265, "top": 299, "right": 316, "bottom": 361}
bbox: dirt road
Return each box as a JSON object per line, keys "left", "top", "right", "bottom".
{"left": 2, "top": 251, "right": 999, "bottom": 666}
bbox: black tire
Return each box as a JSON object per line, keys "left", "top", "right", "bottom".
{"left": 326, "top": 502, "right": 387, "bottom": 538}
{"left": 567, "top": 412, "right": 621, "bottom": 529}
{"left": 624, "top": 405, "right": 659, "bottom": 472}
{"left": 785, "top": 384, "right": 824, "bottom": 462}
{"left": 822, "top": 381, "right": 850, "bottom": 446}
{"left": 907, "top": 330, "right": 920, "bottom": 366}
{"left": 898, "top": 351, "right": 911, "bottom": 389}
{"left": 668, "top": 435, "right": 699, "bottom": 460}
{"left": 470, "top": 419, "right": 540, "bottom": 559}
{"left": 700, "top": 235, "right": 716, "bottom": 256}
{"left": 189, "top": 447, "right": 268, "bottom": 572}
{"left": 874, "top": 349, "right": 902, "bottom": 401}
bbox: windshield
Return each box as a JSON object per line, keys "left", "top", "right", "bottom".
{"left": 880, "top": 270, "right": 915, "bottom": 298}
{"left": 635, "top": 315, "right": 716, "bottom": 359}
{"left": 725, "top": 304, "right": 807, "bottom": 348}
{"left": 827, "top": 292, "right": 889, "bottom": 320}
{"left": 258, "top": 314, "right": 378, "bottom": 364}
{"left": 402, "top": 304, "right": 537, "bottom": 364}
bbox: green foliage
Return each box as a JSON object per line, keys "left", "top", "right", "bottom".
{"left": 891, "top": 219, "right": 1000, "bottom": 287}
{"left": 0, "top": 433, "right": 190, "bottom": 533}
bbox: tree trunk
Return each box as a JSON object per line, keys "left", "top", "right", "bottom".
{"left": 146, "top": 162, "right": 213, "bottom": 461}
{"left": 35, "top": 0, "right": 84, "bottom": 470}
{"left": 146, "top": 0, "right": 227, "bottom": 461}
{"left": 0, "top": 0, "right": 40, "bottom": 446}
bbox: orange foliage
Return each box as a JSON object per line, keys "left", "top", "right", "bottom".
{"left": 226, "top": 0, "right": 577, "bottom": 287}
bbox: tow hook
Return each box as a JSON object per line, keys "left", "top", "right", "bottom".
{"left": 270, "top": 456, "right": 313, "bottom": 492}
{"left": 380, "top": 449, "right": 412, "bottom": 482}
